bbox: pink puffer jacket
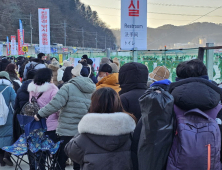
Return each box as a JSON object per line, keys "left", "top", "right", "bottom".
{"left": 28, "top": 82, "right": 59, "bottom": 131}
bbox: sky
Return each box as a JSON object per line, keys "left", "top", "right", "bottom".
{"left": 81, "top": 0, "right": 222, "bottom": 29}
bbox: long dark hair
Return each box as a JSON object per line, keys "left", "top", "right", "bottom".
{"left": 89, "top": 87, "right": 124, "bottom": 113}
{"left": 5, "top": 63, "right": 17, "bottom": 75}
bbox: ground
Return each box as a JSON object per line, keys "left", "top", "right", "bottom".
{"left": 1, "top": 156, "right": 73, "bottom": 170}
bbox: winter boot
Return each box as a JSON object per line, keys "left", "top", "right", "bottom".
{"left": 0, "top": 153, "right": 5, "bottom": 167}
{"left": 3, "top": 152, "right": 13, "bottom": 166}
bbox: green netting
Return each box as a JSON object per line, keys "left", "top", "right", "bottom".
{"left": 10, "top": 49, "right": 222, "bottom": 83}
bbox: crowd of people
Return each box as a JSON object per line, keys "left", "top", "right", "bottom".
{"left": 0, "top": 53, "right": 222, "bottom": 170}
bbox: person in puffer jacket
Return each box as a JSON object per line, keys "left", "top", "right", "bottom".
{"left": 23, "top": 53, "right": 47, "bottom": 79}
{"left": 65, "top": 87, "right": 136, "bottom": 170}
{"left": 34, "top": 63, "right": 96, "bottom": 170}
{"left": 13, "top": 70, "right": 36, "bottom": 142}
{"left": 28, "top": 68, "right": 59, "bottom": 142}
{"left": 167, "top": 59, "right": 222, "bottom": 169}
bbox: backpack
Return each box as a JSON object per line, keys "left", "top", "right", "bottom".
{"left": 167, "top": 105, "right": 222, "bottom": 170}
{"left": 26, "top": 63, "right": 40, "bottom": 74}
{"left": 20, "top": 93, "right": 43, "bottom": 116}
{"left": 0, "top": 87, "right": 10, "bottom": 126}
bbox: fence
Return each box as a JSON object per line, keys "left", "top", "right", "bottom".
{"left": 2, "top": 45, "right": 222, "bottom": 83}
{"left": 70, "top": 48, "right": 222, "bottom": 83}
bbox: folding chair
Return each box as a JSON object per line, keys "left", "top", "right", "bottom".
{"left": 3, "top": 115, "right": 62, "bottom": 170}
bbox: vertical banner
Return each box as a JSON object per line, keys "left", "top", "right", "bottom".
{"left": 18, "top": 29, "right": 24, "bottom": 55}
{"left": 0, "top": 44, "right": 3, "bottom": 56}
{"left": 19, "top": 20, "right": 24, "bottom": 46}
{"left": 6, "top": 36, "right": 10, "bottom": 56}
{"left": 59, "top": 54, "right": 63, "bottom": 64}
{"left": 38, "top": 8, "right": 50, "bottom": 54}
{"left": 121, "top": 0, "right": 147, "bottom": 50}
{"left": 11, "top": 35, "right": 17, "bottom": 55}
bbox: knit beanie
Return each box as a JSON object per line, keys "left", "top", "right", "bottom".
{"left": 110, "top": 63, "right": 119, "bottom": 73}
{"left": 113, "top": 57, "right": 120, "bottom": 70}
{"left": 63, "top": 60, "right": 72, "bottom": 67}
{"left": 81, "top": 67, "right": 90, "bottom": 77}
{"left": 72, "top": 64, "right": 83, "bottom": 77}
{"left": 101, "top": 57, "right": 111, "bottom": 64}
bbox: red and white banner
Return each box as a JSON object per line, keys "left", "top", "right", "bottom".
{"left": 11, "top": 35, "right": 17, "bottom": 55}
{"left": 121, "top": 0, "right": 147, "bottom": 50}
{"left": 38, "top": 8, "right": 50, "bottom": 54}
{"left": 17, "top": 29, "right": 24, "bottom": 55}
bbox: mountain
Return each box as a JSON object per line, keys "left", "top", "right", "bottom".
{"left": 112, "top": 22, "right": 222, "bottom": 49}
{"left": 0, "top": 0, "right": 116, "bottom": 49}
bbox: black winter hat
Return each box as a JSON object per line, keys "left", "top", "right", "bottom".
{"left": 99, "top": 63, "right": 112, "bottom": 73}
{"left": 87, "top": 59, "right": 93, "bottom": 65}
{"left": 81, "top": 55, "right": 88, "bottom": 60}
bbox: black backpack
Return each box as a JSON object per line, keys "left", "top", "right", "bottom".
{"left": 27, "top": 63, "right": 40, "bottom": 74}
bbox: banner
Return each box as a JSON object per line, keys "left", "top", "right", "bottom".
{"left": 72, "top": 47, "right": 78, "bottom": 53}
{"left": 11, "top": 35, "right": 17, "bottom": 55}
{"left": 6, "top": 36, "right": 10, "bottom": 56}
{"left": 18, "top": 29, "right": 24, "bottom": 55}
{"left": 91, "top": 58, "right": 101, "bottom": 71}
{"left": 19, "top": 20, "right": 24, "bottom": 46}
{"left": 121, "top": 0, "right": 147, "bottom": 50}
{"left": 51, "top": 47, "right": 57, "bottom": 53}
{"left": 38, "top": 8, "right": 50, "bottom": 54}
{"left": 63, "top": 48, "right": 69, "bottom": 53}
{"left": 0, "top": 44, "right": 3, "bottom": 56}
{"left": 59, "top": 54, "right": 63, "bottom": 64}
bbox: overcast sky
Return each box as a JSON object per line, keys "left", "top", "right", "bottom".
{"left": 81, "top": 0, "right": 222, "bottom": 29}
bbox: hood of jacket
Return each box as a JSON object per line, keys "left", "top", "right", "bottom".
{"left": 0, "top": 79, "right": 13, "bottom": 87}
{"left": 68, "top": 76, "right": 96, "bottom": 94}
{"left": 48, "top": 64, "right": 59, "bottom": 71}
{"left": 9, "top": 72, "right": 19, "bottom": 80}
{"left": 78, "top": 112, "right": 136, "bottom": 151}
{"left": 170, "top": 77, "right": 222, "bottom": 111}
{"left": 97, "top": 73, "right": 119, "bottom": 86}
{"left": 27, "top": 81, "right": 57, "bottom": 93}
{"left": 31, "top": 58, "right": 45, "bottom": 64}
{"left": 119, "top": 62, "right": 148, "bottom": 95}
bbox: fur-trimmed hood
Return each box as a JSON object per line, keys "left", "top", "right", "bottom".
{"left": 28, "top": 81, "right": 56, "bottom": 93}
{"left": 78, "top": 113, "right": 136, "bottom": 151}
{"left": 78, "top": 112, "right": 136, "bottom": 136}
{"left": 78, "top": 112, "right": 136, "bottom": 151}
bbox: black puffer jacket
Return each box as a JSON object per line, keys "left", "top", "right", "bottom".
{"left": 14, "top": 80, "right": 32, "bottom": 112}
{"left": 13, "top": 80, "right": 32, "bottom": 142}
{"left": 119, "top": 62, "right": 148, "bottom": 120}
{"left": 170, "top": 77, "right": 222, "bottom": 163}
{"left": 169, "top": 77, "right": 222, "bottom": 111}
{"left": 0, "top": 58, "right": 10, "bottom": 71}
{"left": 65, "top": 112, "right": 136, "bottom": 170}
